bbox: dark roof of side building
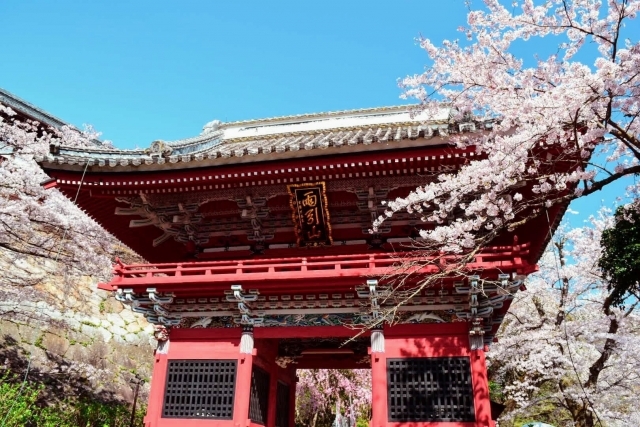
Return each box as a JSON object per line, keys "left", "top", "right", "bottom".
{"left": 0, "top": 87, "right": 69, "bottom": 129}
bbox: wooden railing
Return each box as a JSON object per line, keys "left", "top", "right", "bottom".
{"left": 99, "top": 244, "right": 533, "bottom": 291}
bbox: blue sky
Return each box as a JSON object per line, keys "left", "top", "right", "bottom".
{"left": 0, "top": 0, "right": 633, "bottom": 224}
{"left": 0, "top": 1, "right": 470, "bottom": 148}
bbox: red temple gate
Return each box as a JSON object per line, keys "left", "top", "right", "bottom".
{"left": 37, "top": 105, "right": 560, "bottom": 427}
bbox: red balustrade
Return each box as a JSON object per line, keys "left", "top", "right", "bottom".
{"left": 99, "top": 245, "right": 534, "bottom": 292}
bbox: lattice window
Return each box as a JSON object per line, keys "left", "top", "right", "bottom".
{"left": 387, "top": 357, "right": 475, "bottom": 422}
{"left": 162, "top": 359, "right": 236, "bottom": 419}
{"left": 276, "top": 381, "right": 291, "bottom": 427}
{"left": 249, "top": 365, "right": 270, "bottom": 425}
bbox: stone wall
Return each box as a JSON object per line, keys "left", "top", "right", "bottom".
{"left": 0, "top": 253, "right": 155, "bottom": 403}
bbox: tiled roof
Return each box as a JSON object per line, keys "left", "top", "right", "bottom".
{"left": 0, "top": 87, "right": 103, "bottom": 146}
{"left": 35, "top": 105, "right": 487, "bottom": 169}
{"left": 0, "top": 88, "right": 69, "bottom": 129}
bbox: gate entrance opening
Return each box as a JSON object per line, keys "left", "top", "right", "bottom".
{"left": 146, "top": 323, "right": 493, "bottom": 427}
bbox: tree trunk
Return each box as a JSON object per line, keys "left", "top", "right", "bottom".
{"left": 575, "top": 407, "right": 596, "bottom": 427}
{"left": 564, "top": 396, "right": 595, "bottom": 427}
{"left": 554, "top": 239, "right": 570, "bottom": 327}
{"left": 586, "top": 314, "right": 618, "bottom": 388}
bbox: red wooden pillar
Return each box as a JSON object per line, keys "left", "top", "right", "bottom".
{"left": 234, "top": 327, "right": 255, "bottom": 427}
{"left": 370, "top": 327, "right": 387, "bottom": 427}
{"left": 471, "top": 348, "right": 494, "bottom": 427}
{"left": 144, "top": 342, "right": 170, "bottom": 427}
{"left": 266, "top": 346, "right": 279, "bottom": 427}
{"left": 234, "top": 353, "right": 254, "bottom": 427}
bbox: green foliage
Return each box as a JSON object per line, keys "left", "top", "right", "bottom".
{"left": 599, "top": 207, "right": 640, "bottom": 308}
{"left": 0, "top": 376, "right": 42, "bottom": 427}
{"left": 33, "top": 334, "right": 44, "bottom": 350}
{"left": 0, "top": 373, "right": 145, "bottom": 427}
{"left": 491, "top": 380, "right": 573, "bottom": 427}
{"left": 488, "top": 380, "right": 503, "bottom": 402}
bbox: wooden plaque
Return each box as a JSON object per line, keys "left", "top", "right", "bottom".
{"left": 287, "top": 182, "right": 333, "bottom": 247}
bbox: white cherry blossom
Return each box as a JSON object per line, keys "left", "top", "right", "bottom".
{"left": 376, "top": 0, "right": 640, "bottom": 254}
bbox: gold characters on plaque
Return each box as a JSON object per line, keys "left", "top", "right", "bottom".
{"left": 288, "top": 183, "right": 333, "bottom": 247}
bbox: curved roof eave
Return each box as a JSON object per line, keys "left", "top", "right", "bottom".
{"left": 38, "top": 105, "right": 487, "bottom": 172}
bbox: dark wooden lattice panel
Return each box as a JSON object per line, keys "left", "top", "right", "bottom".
{"left": 162, "top": 360, "right": 237, "bottom": 419}
{"left": 387, "top": 357, "right": 475, "bottom": 422}
{"left": 249, "top": 365, "right": 270, "bottom": 425}
{"left": 275, "top": 381, "right": 291, "bottom": 427}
